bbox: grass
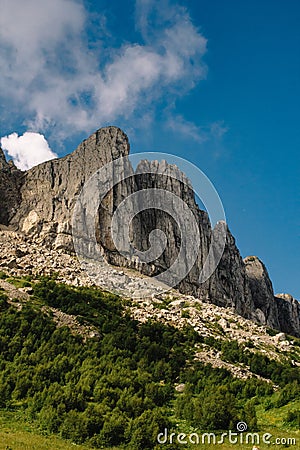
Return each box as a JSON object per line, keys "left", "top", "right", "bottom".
{"left": 0, "top": 404, "right": 298, "bottom": 450}
{"left": 4, "top": 278, "right": 32, "bottom": 289}
{"left": 0, "top": 411, "right": 122, "bottom": 450}
{"left": 257, "top": 398, "right": 300, "bottom": 429}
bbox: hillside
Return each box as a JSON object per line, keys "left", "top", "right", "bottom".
{"left": 0, "top": 127, "right": 299, "bottom": 449}
{"left": 0, "top": 259, "right": 299, "bottom": 448}
{"left": 0, "top": 126, "right": 299, "bottom": 337}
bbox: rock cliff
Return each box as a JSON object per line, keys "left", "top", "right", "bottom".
{"left": 0, "top": 126, "right": 299, "bottom": 336}
{"left": 244, "top": 256, "right": 280, "bottom": 329}
{"left": 6, "top": 127, "right": 130, "bottom": 250}
{"left": 275, "top": 294, "right": 300, "bottom": 337}
{"left": 0, "top": 148, "right": 22, "bottom": 224}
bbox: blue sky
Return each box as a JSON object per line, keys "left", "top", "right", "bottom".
{"left": 0, "top": 0, "right": 299, "bottom": 298}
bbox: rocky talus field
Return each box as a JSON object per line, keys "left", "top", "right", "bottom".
{"left": 0, "top": 228, "right": 299, "bottom": 382}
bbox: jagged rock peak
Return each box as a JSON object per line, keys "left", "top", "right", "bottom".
{"left": 0, "top": 148, "right": 20, "bottom": 172}
{"left": 68, "top": 126, "right": 130, "bottom": 165}
{"left": 275, "top": 293, "right": 300, "bottom": 338}
{"left": 244, "top": 256, "right": 300, "bottom": 337}
{"left": 0, "top": 148, "right": 23, "bottom": 224}
{"left": 7, "top": 127, "right": 130, "bottom": 243}
{"left": 244, "top": 255, "right": 279, "bottom": 329}
{"left": 0, "top": 126, "right": 299, "bottom": 337}
{"left": 135, "top": 159, "right": 193, "bottom": 188}
{"left": 0, "top": 147, "right": 9, "bottom": 169}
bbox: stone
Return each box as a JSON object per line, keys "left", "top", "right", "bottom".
{"left": 0, "top": 147, "right": 23, "bottom": 225}
{"left": 275, "top": 294, "right": 300, "bottom": 337}
{"left": 22, "top": 210, "right": 40, "bottom": 233}
{"left": 274, "top": 332, "right": 286, "bottom": 342}
{"left": 7, "top": 258, "right": 18, "bottom": 268}
{"left": 0, "top": 126, "right": 299, "bottom": 337}
{"left": 175, "top": 383, "right": 186, "bottom": 392}
{"left": 218, "top": 318, "right": 228, "bottom": 329}
{"left": 8, "top": 127, "right": 130, "bottom": 250}
{"left": 244, "top": 256, "right": 279, "bottom": 329}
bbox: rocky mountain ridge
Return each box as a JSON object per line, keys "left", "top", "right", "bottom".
{"left": 0, "top": 229, "right": 299, "bottom": 384}
{"left": 0, "top": 126, "right": 299, "bottom": 337}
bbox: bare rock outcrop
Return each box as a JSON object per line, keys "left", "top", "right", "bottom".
{"left": 0, "top": 126, "right": 299, "bottom": 336}
{"left": 244, "top": 256, "right": 280, "bottom": 329}
{"left": 97, "top": 156, "right": 256, "bottom": 320}
{"left": 8, "top": 127, "right": 130, "bottom": 250}
{"left": 275, "top": 294, "right": 300, "bottom": 337}
{"left": 0, "top": 148, "right": 23, "bottom": 224}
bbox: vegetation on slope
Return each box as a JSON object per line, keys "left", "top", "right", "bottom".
{"left": 0, "top": 278, "right": 299, "bottom": 449}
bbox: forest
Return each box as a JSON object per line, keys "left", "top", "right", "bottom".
{"left": 0, "top": 277, "right": 299, "bottom": 449}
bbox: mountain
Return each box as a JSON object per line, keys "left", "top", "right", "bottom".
{"left": 0, "top": 127, "right": 299, "bottom": 448}
{"left": 0, "top": 126, "right": 299, "bottom": 337}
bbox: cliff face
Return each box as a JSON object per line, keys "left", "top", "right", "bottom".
{"left": 1, "top": 126, "right": 299, "bottom": 336}
{"left": 244, "top": 256, "right": 280, "bottom": 330}
{"left": 129, "top": 160, "right": 255, "bottom": 320}
{"left": 0, "top": 148, "right": 23, "bottom": 225}
{"left": 8, "top": 127, "right": 130, "bottom": 250}
{"left": 275, "top": 294, "right": 300, "bottom": 337}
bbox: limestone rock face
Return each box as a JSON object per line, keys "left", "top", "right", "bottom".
{"left": 0, "top": 126, "right": 299, "bottom": 336}
{"left": 0, "top": 148, "right": 23, "bottom": 225}
{"left": 244, "top": 257, "right": 300, "bottom": 337}
{"left": 206, "top": 229, "right": 254, "bottom": 319}
{"left": 244, "top": 256, "right": 280, "bottom": 329}
{"left": 9, "top": 127, "right": 130, "bottom": 250}
{"left": 275, "top": 294, "right": 300, "bottom": 337}
{"left": 99, "top": 156, "right": 256, "bottom": 320}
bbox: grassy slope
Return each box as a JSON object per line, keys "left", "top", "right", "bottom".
{"left": 0, "top": 275, "right": 299, "bottom": 449}
{"left": 0, "top": 407, "right": 298, "bottom": 450}
{"left": 0, "top": 411, "right": 94, "bottom": 450}
{"left": 0, "top": 412, "right": 123, "bottom": 450}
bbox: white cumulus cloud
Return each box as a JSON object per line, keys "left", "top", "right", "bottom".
{"left": 0, "top": 0, "right": 207, "bottom": 140}
{"left": 1, "top": 132, "right": 57, "bottom": 171}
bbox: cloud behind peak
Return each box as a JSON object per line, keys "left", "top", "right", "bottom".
{"left": 0, "top": 0, "right": 207, "bottom": 141}
{"left": 1, "top": 132, "right": 57, "bottom": 171}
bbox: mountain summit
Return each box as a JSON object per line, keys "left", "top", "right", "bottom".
{"left": 0, "top": 126, "right": 299, "bottom": 336}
